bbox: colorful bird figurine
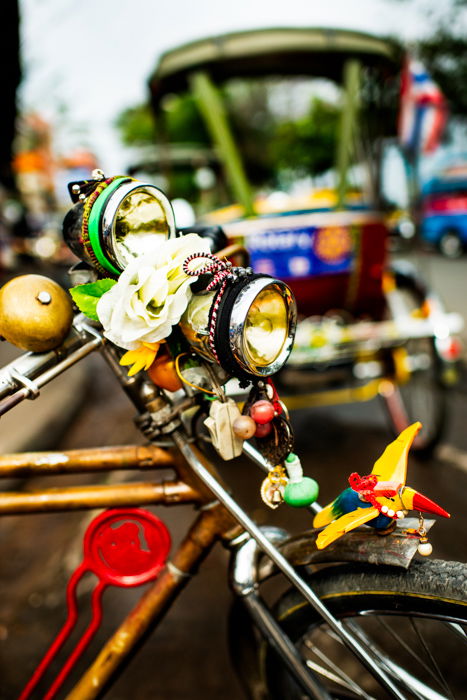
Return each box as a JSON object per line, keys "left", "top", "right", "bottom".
{"left": 313, "top": 422, "right": 450, "bottom": 549}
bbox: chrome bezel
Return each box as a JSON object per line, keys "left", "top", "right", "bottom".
{"left": 229, "top": 277, "right": 297, "bottom": 377}
{"left": 101, "top": 182, "right": 176, "bottom": 270}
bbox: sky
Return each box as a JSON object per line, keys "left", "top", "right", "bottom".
{"left": 18, "top": 0, "right": 456, "bottom": 175}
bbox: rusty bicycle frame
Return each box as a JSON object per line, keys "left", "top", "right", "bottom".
{"left": 0, "top": 303, "right": 438, "bottom": 700}
{"left": 0, "top": 331, "right": 244, "bottom": 699}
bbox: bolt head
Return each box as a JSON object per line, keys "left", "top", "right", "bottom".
{"left": 37, "top": 291, "right": 52, "bottom": 305}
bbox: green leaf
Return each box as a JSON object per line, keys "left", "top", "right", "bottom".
{"left": 69, "top": 279, "right": 116, "bottom": 321}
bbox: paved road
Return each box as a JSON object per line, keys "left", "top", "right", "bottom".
{"left": 1, "top": 249, "right": 467, "bottom": 699}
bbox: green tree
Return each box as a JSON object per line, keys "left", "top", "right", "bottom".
{"left": 115, "top": 96, "right": 209, "bottom": 146}
{"left": 115, "top": 103, "right": 156, "bottom": 145}
{"left": 270, "top": 98, "right": 340, "bottom": 181}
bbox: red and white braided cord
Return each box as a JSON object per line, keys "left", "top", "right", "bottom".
{"left": 183, "top": 253, "right": 234, "bottom": 362}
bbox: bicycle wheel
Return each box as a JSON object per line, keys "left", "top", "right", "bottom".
{"left": 262, "top": 559, "right": 467, "bottom": 699}
{"left": 382, "top": 274, "right": 448, "bottom": 456}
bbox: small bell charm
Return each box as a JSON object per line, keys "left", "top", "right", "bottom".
{"left": 271, "top": 488, "right": 283, "bottom": 505}
{"left": 260, "top": 466, "right": 287, "bottom": 510}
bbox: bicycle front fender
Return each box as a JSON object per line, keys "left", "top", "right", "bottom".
{"left": 254, "top": 517, "right": 435, "bottom": 585}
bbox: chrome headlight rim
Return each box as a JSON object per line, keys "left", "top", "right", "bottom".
{"left": 85, "top": 177, "right": 176, "bottom": 275}
{"left": 214, "top": 275, "right": 297, "bottom": 379}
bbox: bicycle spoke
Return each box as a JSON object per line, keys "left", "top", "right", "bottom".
{"left": 375, "top": 615, "right": 442, "bottom": 683}
{"left": 443, "top": 621, "right": 467, "bottom": 642}
{"left": 302, "top": 637, "right": 376, "bottom": 700}
{"left": 409, "top": 617, "right": 454, "bottom": 700}
{"left": 382, "top": 659, "right": 447, "bottom": 700}
{"left": 344, "top": 616, "right": 451, "bottom": 700}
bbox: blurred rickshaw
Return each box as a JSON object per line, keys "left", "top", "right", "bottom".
{"left": 147, "top": 28, "right": 462, "bottom": 454}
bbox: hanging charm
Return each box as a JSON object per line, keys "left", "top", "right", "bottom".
{"left": 417, "top": 513, "right": 433, "bottom": 556}
{"left": 256, "top": 414, "right": 294, "bottom": 464}
{"left": 242, "top": 380, "right": 294, "bottom": 463}
{"left": 204, "top": 398, "right": 245, "bottom": 460}
{"left": 283, "top": 453, "right": 319, "bottom": 507}
{"left": 260, "top": 465, "right": 288, "bottom": 509}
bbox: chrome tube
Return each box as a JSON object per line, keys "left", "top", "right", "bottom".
{"left": 230, "top": 529, "right": 331, "bottom": 699}
{"left": 243, "top": 594, "right": 331, "bottom": 699}
{"left": 0, "top": 317, "right": 103, "bottom": 416}
{"left": 172, "top": 430, "right": 405, "bottom": 700}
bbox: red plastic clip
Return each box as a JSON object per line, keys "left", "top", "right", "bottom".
{"left": 266, "top": 378, "right": 283, "bottom": 415}
{"left": 19, "top": 508, "right": 171, "bottom": 700}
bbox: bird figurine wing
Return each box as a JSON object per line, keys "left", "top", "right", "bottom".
{"left": 371, "top": 421, "right": 421, "bottom": 485}
{"left": 316, "top": 507, "right": 380, "bottom": 549}
{"left": 313, "top": 499, "right": 341, "bottom": 530}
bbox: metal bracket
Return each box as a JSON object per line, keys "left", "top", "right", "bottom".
{"left": 9, "top": 368, "right": 40, "bottom": 399}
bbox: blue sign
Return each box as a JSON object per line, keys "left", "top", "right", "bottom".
{"left": 247, "top": 226, "right": 354, "bottom": 280}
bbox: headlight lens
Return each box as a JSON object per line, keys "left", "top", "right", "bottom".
{"left": 63, "top": 177, "right": 176, "bottom": 275}
{"left": 243, "top": 287, "right": 288, "bottom": 367}
{"left": 180, "top": 276, "right": 297, "bottom": 379}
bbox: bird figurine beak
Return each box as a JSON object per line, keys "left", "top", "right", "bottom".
{"left": 402, "top": 487, "right": 450, "bottom": 519}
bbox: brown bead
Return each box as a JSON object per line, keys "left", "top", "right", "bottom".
{"left": 232, "top": 415, "right": 256, "bottom": 439}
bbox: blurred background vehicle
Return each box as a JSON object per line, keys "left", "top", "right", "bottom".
{"left": 142, "top": 27, "right": 461, "bottom": 453}
{"left": 421, "top": 159, "right": 467, "bottom": 257}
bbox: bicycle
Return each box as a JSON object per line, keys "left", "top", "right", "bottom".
{"left": 0, "top": 172, "right": 465, "bottom": 700}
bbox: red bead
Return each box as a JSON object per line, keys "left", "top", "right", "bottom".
{"left": 255, "top": 422, "right": 272, "bottom": 438}
{"left": 250, "top": 400, "right": 275, "bottom": 425}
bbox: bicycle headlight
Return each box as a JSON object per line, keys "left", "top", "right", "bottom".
{"left": 180, "top": 275, "right": 297, "bottom": 379}
{"left": 63, "top": 176, "right": 176, "bottom": 275}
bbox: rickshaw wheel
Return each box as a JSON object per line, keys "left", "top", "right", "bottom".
{"left": 439, "top": 230, "right": 463, "bottom": 259}
{"left": 381, "top": 273, "right": 448, "bottom": 457}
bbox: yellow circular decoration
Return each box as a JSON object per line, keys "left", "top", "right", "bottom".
{"left": 0, "top": 275, "right": 73, "bottom": 351}
{"left": 314, "top": 227, "right": 352, "bottom": 263}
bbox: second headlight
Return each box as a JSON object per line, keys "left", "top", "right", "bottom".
{"left": 180, "top": 275, "right": 297, "bottom": 379}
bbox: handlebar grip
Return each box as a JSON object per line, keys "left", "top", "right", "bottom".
{"left": 178, "top": 225, "right": 228, "bottom": 253}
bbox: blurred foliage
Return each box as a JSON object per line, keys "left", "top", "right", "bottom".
{"left": 270, "top": 98, "right": 340, "bottom": 179}
{"left": 116, "top": 87, "right": 340, "bottom": 200}
{"left": 115, "top": 103, "right": 157, "bottom": 145}
{"left": 115, "top": 96, "right": 209, "bottom": 145}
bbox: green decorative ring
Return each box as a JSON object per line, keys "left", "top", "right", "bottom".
{"left": 87, "top": 177, "right": 131, "bottom": 275}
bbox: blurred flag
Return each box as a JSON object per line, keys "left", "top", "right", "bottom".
{"left": 398, "top": 57, "right": 447, "bottom": 154}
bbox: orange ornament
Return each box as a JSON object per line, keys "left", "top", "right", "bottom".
{"left": 147, "top": 354, "right": 183, "bottom": 392}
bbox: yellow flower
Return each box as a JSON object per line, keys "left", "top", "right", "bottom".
{"left": 119, "top": 341, "right": 163, "bottom": 376}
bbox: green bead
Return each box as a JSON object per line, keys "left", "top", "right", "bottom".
{"left": 284, "top": 477, "right": 319, "bottom": 507}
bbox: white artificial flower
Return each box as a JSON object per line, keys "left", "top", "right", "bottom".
{"left": 97, "top": 233, "right": 211, "bottom": 349}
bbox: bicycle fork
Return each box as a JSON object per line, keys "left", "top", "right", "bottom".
{"left": 173, "top": 432, "right": 408, "bottom": 700}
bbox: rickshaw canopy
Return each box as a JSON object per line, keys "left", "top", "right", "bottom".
{"left": 150, "top": 27, "right": 401, "bottom": 104}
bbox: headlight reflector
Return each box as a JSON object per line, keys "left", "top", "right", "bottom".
{"left": 101, "top": 181, "right": 175, "bottom": 271}
{"left": 243, "top": 286, "right": 289, "bottom": 368}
